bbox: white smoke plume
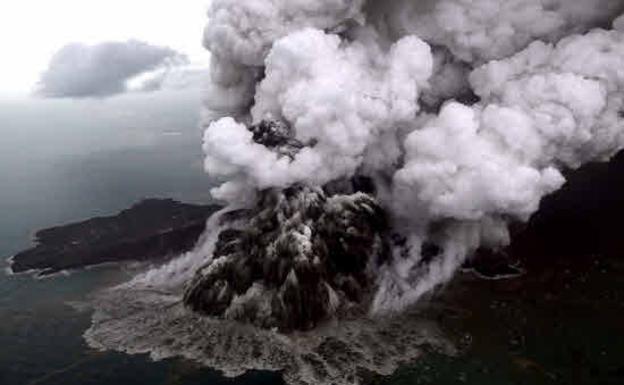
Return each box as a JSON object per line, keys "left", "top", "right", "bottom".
{"left": 87, "top": 1, "right": 624, "bottom": 383}
{"left": 379, "top": 26, "right": 624, "bottom": 309}
{"left": 201, "top": 0, "right": 624, "bottom": 312}
{"left": 205, "top": 28, "right": 433, "bottom": 194}
{"left": 365, "top": 0, "right": 624, "bottom": 63}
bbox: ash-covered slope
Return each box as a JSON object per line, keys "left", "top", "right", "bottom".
{"left": 184, "top": 180, "right": 388, "bottom": 331}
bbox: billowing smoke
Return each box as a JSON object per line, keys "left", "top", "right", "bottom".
{"left": 37, "top": 40, "right": 186, "bottom": 98}
{"left": 200, "top": 0, "right": 624, "bottom": 315}
{"left": 86, "top": 1, "right": 624, "bottom": 383}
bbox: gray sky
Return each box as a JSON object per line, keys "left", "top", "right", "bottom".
{"left": 0, "top": 0, "right": 211, "bottom": 97}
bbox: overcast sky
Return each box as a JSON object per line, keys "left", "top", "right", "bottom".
{"left": 0, "top": 0, "right": 211, "bottom": 97}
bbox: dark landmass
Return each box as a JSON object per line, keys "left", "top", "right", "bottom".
{"left": 463, "top": 149, "right": 624, "bottom": 278}
{"left": 9, "top": 199, "right": 221, "bottom": 277}
{"left": 510, "top": 150, "right": 624, "bottom": 266}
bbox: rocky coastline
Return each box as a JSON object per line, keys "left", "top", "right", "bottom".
{"left": 8, "top": 199, "right": 221, "bottom": 277}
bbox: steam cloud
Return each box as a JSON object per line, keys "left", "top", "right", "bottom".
{"left": 86, "top": 1, "right": 624, "bottom": 383}
{"left": 201, "top": 0, "right": 624, "bottom": 312}
{"left": 37, "top": 40, "right": 186, "bottom": 97}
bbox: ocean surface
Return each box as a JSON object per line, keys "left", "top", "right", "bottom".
{"left": 0, "top": 92, "right": 281, "bottom": 385}
{"left": 1, "top": 92, "right": 623, "bottom": 385}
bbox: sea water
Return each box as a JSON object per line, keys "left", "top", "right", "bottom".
{"left": 0, "top": 91, "right": 282, "bottom": 385}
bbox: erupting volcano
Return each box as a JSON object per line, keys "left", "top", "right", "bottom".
{"left": 85, "top": 1, "right": 624, "bottom": 384}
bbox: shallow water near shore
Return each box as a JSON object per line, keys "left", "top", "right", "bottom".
{"left": 1, "top": 96, "right": 623, "bottom": 385}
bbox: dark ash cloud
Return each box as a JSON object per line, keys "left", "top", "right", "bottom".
{"left": 37, "top": 40, "right": 186, "bottom": 98}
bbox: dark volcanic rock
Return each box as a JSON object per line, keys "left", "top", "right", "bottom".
{"left": 183, "top": 179, "right": 389, "bottom": 331}
{"left": 10, "top": 199, "right": 221, "bottom": 277}
{"left": 247, "top": 119, "right": 309, "bottom": 160}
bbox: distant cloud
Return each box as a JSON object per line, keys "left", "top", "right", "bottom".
{"left": 36, "top": 40, "right": 187, "bottom": 98}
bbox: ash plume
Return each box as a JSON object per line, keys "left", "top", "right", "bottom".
{"left": 200, "top": 0, "right": 624, "bottom": 314}
{"left": 86, "top": 1, "right": 624, "bottom": 383}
